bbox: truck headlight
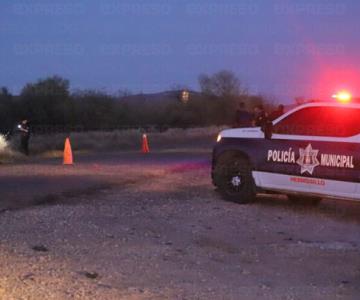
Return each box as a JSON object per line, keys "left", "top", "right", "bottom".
{"left": 216, "top": 134, "right": 222, "bottom": 143}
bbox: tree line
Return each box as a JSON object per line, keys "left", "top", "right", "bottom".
{"left": 0, "top": 70, "right": 267, "bottom": 135}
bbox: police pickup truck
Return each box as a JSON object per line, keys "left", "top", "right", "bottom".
{"left": 212, "top": 101, "right": 360, "bottom": 204}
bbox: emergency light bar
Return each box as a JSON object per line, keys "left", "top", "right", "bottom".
{"left": 332, "top": 90, "right": 352, "bottom": 103}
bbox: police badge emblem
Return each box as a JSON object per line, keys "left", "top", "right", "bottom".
{"left": 296, "top": 144, "right": 320, "bottom": 175}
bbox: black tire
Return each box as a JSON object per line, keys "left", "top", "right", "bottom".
{"left": 213, "top": 155, "right": 255, "bottom": 204}
{"left": 287, "top": 195, "right": 322, "bottom": 205}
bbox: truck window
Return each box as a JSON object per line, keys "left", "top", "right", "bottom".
{"left": 273, "top": 107, "right": 360, "bottom": 137}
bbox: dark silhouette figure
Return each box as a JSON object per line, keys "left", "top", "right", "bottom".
{"left": 252, "top": 104, "right": 268, "bottom": 127}
{"left": 269, "top": 104, "right": 285, "bottom": 121}
{"left": 234, "top": 102, "right": 253, "bottom": 128}
{"left": 18, "top": 119, "right": 30, "bottom": 155}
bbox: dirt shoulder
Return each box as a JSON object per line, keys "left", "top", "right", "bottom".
{"left": 0, "top": 153, "right": 359, "bottom": 299}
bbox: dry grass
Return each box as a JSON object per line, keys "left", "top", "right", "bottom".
{"left": 28, "top": 126, "right": 225, "bottom": 155}
{"left": 0, "top": 134, "right": 24, "bottom": 163}
{"left": 0, "top": 135, "right": 7, "bottom": 152}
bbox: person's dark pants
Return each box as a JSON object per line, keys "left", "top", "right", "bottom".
{"left": 21, "top": 136, "right": 29, "bottom": 156}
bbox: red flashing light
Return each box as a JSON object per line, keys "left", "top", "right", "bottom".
{"left": 332, "top": 91, "right": 352, "bottom": 103}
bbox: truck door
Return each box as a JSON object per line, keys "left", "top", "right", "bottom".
{"left": 256, "top": 105, "right": 360, "bottom": 200}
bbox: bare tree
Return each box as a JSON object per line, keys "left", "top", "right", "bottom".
{"left": 198, "top": 70, "right": 245, "bottom": 98}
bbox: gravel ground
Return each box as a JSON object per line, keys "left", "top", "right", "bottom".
{"left": 0, "top": 152, "right": 360, "bottom": 299}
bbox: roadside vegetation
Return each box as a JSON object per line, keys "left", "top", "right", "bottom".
{"left": 0, "top": 70, "right": 269, "bottom": 133}
{"left": 0, "top": 70, "right": 270, "bottom": 156}
{"left": 3, "top": 126, "right": 223, "bottom": 159}
{"left": 26, "top": 126, "right": 224, "bottom": 156}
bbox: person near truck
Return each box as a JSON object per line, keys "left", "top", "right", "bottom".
{"left": 252, "top": 104, "right": 268, "bottom": 127}
{"left": 269, "top": 104, "right": 285, "bottom": 121}
{"left": 18, "top": 119, "right": 30, "bottom": 155}
{"left": 234, "top": 102, "right": 253, "bottom": 127}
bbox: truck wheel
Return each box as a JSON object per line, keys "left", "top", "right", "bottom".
{"left": 287, "top": 195, "right": 322, "bottom": 205}
{"left": 214, "top": 156, "right": 255, "bottom": 204}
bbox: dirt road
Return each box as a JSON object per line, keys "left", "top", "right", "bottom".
{"left": 0, "top": 152, "right": 359, "bottom": 299}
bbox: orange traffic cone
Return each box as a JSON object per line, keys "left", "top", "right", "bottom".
{"left": 63, "top": 137, "right": 74, "bottom": 165}
{"left": 142, "top": 134, "right": 150, "bottom": 154}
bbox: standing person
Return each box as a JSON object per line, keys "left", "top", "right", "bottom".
{"left": 252, "top": 104, "right": 268, "bottom": 127}
{"left": 234, "top": 102, "right": 252, "bottom": 127}
{"left": 18, "top": 119, "right": 30, "bottom": 156}
{"left": 269, "top": 104, "right": 285, "bottom": 121}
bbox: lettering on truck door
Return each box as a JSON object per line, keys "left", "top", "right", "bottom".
{"left": 257, "top": 106, "right": 360, "bottom": 199}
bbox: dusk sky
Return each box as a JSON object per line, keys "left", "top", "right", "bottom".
{"left": 1, "top": 0, "right": 360, "bottom": 102}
